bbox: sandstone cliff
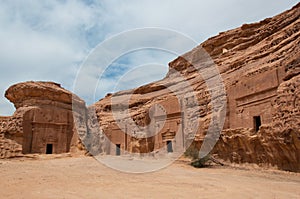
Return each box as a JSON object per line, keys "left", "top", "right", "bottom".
{"left": 94, "top": 3, "right": 300, "bottom": 171}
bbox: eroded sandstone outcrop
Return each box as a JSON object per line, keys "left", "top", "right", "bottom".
{"left": 94, "top": 3, "right": 300, "bottom": 171}
{"left": 0, "top": 81, "right": 86, "bottom": 158}
{"left": 0, "top": 116, "right": 22, "bottom": 158}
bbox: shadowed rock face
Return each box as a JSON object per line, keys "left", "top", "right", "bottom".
{"left": 0, "top": 81, "right": 86, "bottom": 158}
{"left": 94, "top": 3, "right": 300, "bottom": 171}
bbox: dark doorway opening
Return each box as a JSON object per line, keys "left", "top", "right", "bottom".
{"left": 167, "top": 141, "right": 173, "bottom": 153}
{"left": 116, "top": 144, "right": 121, "bottom": 156}
{"left": 46, "top": 144, "right": 53, "bottom": 154}
{"left": 253, "top": 116, "right": 262, "bottom": 132}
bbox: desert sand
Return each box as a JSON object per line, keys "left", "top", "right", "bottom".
{"left": 0, "top": 156, "right": 299, "bottom": 199}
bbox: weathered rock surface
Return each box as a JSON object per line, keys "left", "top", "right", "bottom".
{"left": 0, "top": 4, "right": 299, "bottom": 172}
{"left": 94, "top": 3, "right": 300, "bottom": 171}
{"left": 0, "top": 116, "right": 22, "bottom": 158}
{"left": 0, "top": 81, "right": 86, "bottom": 158}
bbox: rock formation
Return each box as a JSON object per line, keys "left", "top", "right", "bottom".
{"left": 0, "top": 81, "right": 86, "bottom": 158}
{"left": 94, "top": 3, "right": 300, "bottom": 171}
{"left": 0, "top": 3, "right": 299, "bottom": 172}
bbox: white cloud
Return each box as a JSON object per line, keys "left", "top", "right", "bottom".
{"left": 0, "top": 0, "right": 298, "bottom": 115}
{"left": 0, "top": 0, "right": 102, "bottom": 115}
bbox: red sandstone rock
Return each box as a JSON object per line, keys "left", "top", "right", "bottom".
{"left": 94, "top": 3, "right": 300, "bottom": 171}
{"left": 0, "top": 81, "right": 86, "bottom": 158}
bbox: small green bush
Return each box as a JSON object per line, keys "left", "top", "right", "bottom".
{"left": 191, "top": 155, "right": 210, "bottom": 168}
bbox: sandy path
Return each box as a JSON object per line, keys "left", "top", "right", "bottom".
{"left": 0, "top": 156, "right": 299, "bottom": 199}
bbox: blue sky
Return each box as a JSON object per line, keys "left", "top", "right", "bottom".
{"left": 0, "top": 0, "right": 298, "bottom": 115}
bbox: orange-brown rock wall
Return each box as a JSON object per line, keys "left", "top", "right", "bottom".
{"left": 94, "top": 3, "right": 300, "bottom": 171}
{"left": 212, "top": 127, "right": 300, "bottom": 172}
{"left": 213, "top": 72, "right": 300, "bottom": 172}
{"left": 0, "top": 116, "right": 23, "bottom": 158}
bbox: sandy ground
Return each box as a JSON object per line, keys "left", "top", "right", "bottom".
{"left": 0, "top": 155, "right": 300, "bottom": 199}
